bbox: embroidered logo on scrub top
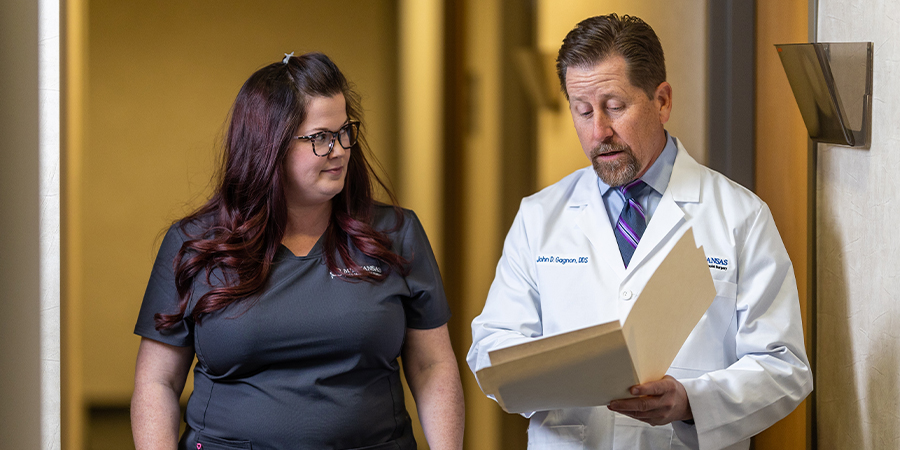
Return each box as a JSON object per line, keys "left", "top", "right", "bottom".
{"left": 330, "top": 265, "right": 383, "bottom": 279}
{"left": 707, "top": 256, "right": 729, "bottom": 271}
{"left": 535, "top": 255, "right": 590, "bottom": 265}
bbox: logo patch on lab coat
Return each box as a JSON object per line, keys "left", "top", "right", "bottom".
{"left": 706, "top": 256, "right": 729, "bottom": 271}
{"left": 535, "top": 255, "right": 590, "bottom": 265}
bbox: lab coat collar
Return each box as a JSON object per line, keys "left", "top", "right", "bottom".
{"left": 570, "top": 167, "right": 627, "bottom": 278}
{"left": 627, "top": 138, "right": 703, "bottom": 272}
{"left": 569, "top": 138, "right": 704, "bottom": 278}
{"left": 666, "top": 138, "right": 703, "bottom": 204}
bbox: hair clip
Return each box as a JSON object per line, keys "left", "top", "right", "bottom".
{"left": 283, "top": 52, "right": 294, "bottom": 64}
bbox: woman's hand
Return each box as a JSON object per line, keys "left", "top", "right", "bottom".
{"left": 131, "top": 338, "right": 194, "bottom": 450}
{"left": 401, "top": 324, "right": 465, "bottom": 450}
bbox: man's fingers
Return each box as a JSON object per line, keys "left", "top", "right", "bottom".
{"left": 609, "top": 377, "right": 690, "bottom": 426}
{"left": 632, "top": 376, "right": 675, "bottom": 396}
{"left": 608, "top": 396, "right": 660, "bottom": 412}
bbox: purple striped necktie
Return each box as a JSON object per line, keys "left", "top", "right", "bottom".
{"left": 615, "top": 179, "right": 648, "bottom": 268}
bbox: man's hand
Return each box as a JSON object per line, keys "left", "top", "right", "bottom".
{"left": 607, "top": 375, "right": 693, "bottom": 426}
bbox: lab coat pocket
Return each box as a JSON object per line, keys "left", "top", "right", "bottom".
{"left": 704, "top": 279, "right": 737, "bottom": 341}
{"left": 195, "top": 432, "right": 252, "bottom": 450}
{"left": 536, "top": 256, "right": 614, "bottom": 330}
{"left": 613, "top": 414, "right": 687, "bottom": 449}
{"left": 527, "top": 423, "right": 585, "bottom": 449}
{"left": 672, "top": 279, "right": 737, "bottom": 371}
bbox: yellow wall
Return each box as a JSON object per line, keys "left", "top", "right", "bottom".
{"left": 536, "top": 0, "right": 709, "bottom": 189}
{"left": 64, "top": 1, "right": 88, "bottom": 446}
{"left": 397, "top": 3, "right": 445, "bottom": 446}
{"left": 753, "top": 1, "right": 811, "bottom": 449}
{"left": 398, "top": 0, "right": 444, "bottom": 258}
{"left": 459, "top": 2, "right": 507, "bottom": 448}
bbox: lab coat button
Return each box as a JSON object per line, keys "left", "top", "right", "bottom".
{"left": 621, "top": 290, "right": 633, "bottom": 300}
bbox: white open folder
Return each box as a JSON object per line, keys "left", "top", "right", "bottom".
{"left": 475, "top": 228, "right": 717, "bottom": 414}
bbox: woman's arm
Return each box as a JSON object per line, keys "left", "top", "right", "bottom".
{"left": 401, "top": 324, "right": 465, "bottom": 450}
{"left": 131, "top": 337, "right": 195, "bottom": 450}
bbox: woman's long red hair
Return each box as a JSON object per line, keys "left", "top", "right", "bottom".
{"left": 155, "top": 53, "right": 407, "bottom": 330}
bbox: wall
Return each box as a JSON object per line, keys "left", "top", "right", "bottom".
{"left": 753, "top": 1, "right": 812, "bottom": 449}
{"left": 442, "top": 0, "right": 538, "bottom": 447}
{"left": 536, "top": 0, "right": 709, "bottom": 189}
{"left": 40, "top": 0, "right": 62, "bottom": 448}
{"left": 398, "top": 3, "right": 446, "bottom": 447}
{"left": 816, "top": 1, "right": 900, "bottom": 448}
{"left": 457, "top": 2, "right": 509, "bottom": 447}
{"left": 399, "top": 0, "right": 444, "bottom": 257}
{"left": 0, "top": 1, "right": 44, "bottom": 449}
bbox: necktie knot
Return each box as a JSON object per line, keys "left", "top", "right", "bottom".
{"left": 618, "top": 179, "right": 647, "bottom": 201}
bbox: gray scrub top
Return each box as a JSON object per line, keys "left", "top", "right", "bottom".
{"left": 134, "top": 206, "right": 451, "bottom": 450}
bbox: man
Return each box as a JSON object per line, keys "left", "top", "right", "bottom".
{"left": 467, "top": 13, "right": 812, "bottom": 450}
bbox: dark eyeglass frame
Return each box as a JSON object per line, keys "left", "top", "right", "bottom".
{"left": 293, "top": 121, "right": 360, "bottom": 157}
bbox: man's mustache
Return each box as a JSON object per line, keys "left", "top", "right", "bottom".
{"left": 590, "top": 142, "right": 631, "bottom": 157}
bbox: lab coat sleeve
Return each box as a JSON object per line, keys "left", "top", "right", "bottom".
{"left": 673, "top": 204, "right": 813, "bottom": 449}
{"left": 467, "top": 202, "right": 544, "bottom": 393}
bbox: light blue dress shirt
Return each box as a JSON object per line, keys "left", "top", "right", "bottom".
{"left": 598, "top": 132, "right": 678, "bottom": 229}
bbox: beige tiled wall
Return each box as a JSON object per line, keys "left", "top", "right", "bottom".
{"left": 816, "top": 1, "right": 900, "bottom": 448}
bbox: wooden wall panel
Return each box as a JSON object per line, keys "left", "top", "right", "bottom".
{"left": 753, "top": 1, "right": 811, "bottom": 449}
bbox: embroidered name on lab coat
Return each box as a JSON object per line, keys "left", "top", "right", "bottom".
{"left": 535, "top": 255, "right": 589, "bottom": 265}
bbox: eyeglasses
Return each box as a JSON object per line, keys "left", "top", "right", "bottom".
{"left": 293, "top": 121, "right": 360, "bottom": 157}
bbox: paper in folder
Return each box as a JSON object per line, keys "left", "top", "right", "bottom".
{"left": 475, "top": 228, "right": 717, "bottom": 414}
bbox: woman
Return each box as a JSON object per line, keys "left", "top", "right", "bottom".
{"left": 131, "top": 52, "right": 464, "bottom": 450}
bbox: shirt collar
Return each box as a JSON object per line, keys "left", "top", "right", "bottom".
{"left": 597, "top": 131, "right": 677, "bottom": 196}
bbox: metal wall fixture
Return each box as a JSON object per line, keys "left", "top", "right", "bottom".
{"left": 775, "top": 42, "right": 873, "bottom": 147}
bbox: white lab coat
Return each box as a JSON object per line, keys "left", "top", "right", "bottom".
{"left": 467, "top": 140, "right": 812, "bottom": 450}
